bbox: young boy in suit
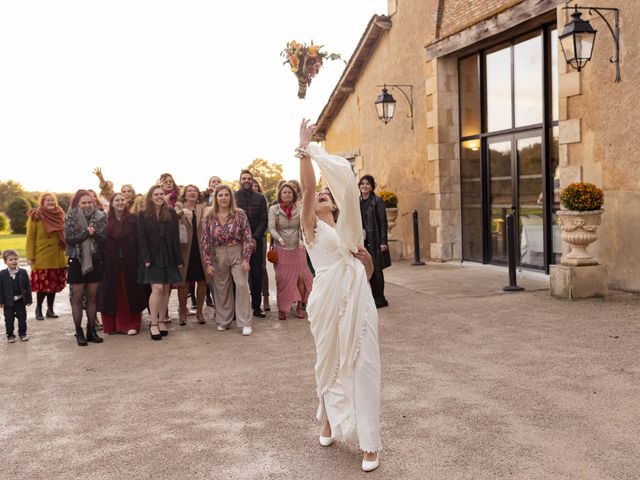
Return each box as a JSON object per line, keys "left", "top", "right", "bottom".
{"left": 0, "top": 249, "right": 33, "bottom": 342}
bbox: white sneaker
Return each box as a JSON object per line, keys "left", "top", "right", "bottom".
{"left": 127, "top": 329, "right": 138, "bottom": 336}
{"left": 217, "top": 325, "right": 227, "bottom": 331}
{"left": 242, "top": 326, "right": 252, "bottom": 336}
{"left": 362, "top": 453, "right": 380, "bottom": 472}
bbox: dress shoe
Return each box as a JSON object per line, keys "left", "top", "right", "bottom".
{"left": 35, "top": 306, "right": 44, "bottom": 320}
{"left": 253, "top": 309, "right": 266, "bottom": 318}
{"left": 158, "top": 323, "right": 168, "bottom": 336}
{"left": 217, "top": 325, "right": 227, "bottom": 331}
{"left": 375, "top": 299, "right": 389, "bottom": 309}
{"left": 362, "top": 453, "right": 380, "bottom": 472}
{"left": 127, "top": 329, "right": 138, "bottom": 336}
{"left": 46, "top": 308, "right": 59, "bottom": 318}
{"left": 242, "top": 326, "right": 252, "bottom": 336}
{"left": 19, "top": 335, "right": 29, "bottom": 341}
{"left": 318, "top": 436, "right": 334, "bottom": 447}
{"left": 149, "top": 325, "right": 162, "bottom": 341}
{"left": 75, "top": 327, "right": 88, "bottom": 346}
{"left": 86, "top": 325, "right": 104, "bottom": 343}
{"left": 278, "top": 311, "right": 287, "bottom": 320}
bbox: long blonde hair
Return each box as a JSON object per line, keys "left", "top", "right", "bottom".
{"left": 204, "top": 184, "right": 240, "bottom": 220}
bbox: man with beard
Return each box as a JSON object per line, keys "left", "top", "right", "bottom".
{"left": 235, "top": 170, "right": 269, "bottom": 317}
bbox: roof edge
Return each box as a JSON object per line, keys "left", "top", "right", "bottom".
{"left": 313, "top": 14, "right": 392, "bottom": 141}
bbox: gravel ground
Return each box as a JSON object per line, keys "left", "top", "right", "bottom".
{"left": 1, "top": 261, "right": 639, "bottom": 479}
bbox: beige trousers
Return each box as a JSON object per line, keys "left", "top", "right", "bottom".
{"left": 213, "top": 245, "right": 252, "bottom": 328}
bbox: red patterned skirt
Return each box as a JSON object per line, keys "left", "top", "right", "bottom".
{"left": 30, "top": 268, "right": 67, "bottom": 293}
{"left": 274, "top": 246, "right": 313, "bottom": 313}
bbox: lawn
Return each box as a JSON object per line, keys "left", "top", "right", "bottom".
{"left": 0, "top": 233, "right": 27, "bottom": 258}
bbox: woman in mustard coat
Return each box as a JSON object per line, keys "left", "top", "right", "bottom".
{"left": 26, "top": 193, "right": 68, "bottom": 320}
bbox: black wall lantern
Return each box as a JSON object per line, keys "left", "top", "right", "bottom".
{"left": 559, "top": 5, "right": 620, "bottom": 82}
{"left": 375, "top": 84, "right": 414, "bottom": 129}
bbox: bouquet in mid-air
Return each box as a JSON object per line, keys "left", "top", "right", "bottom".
{"left": 281, "top": 40, "right": 343, "bottom": 99}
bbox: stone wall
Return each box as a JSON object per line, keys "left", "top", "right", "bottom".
{"left": 323, "top": 0, "right": 435, "bottom": 260}
{"left": 556, "top": 2, "right": 640, "bottom": 291}
{"left": 438, "top": 0, "right": 524, "bottom": 40}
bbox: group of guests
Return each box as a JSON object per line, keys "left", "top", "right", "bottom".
{"left": 2, "top": 168, "right": 392, "bottom": 346}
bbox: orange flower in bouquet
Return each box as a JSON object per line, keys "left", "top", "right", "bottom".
{"left": 281, "top": 40, "right": 343, "bottom": 99}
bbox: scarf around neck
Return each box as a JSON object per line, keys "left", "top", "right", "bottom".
{"left": 66, "top": 206, "right": 105, "bottom": 275}
{"left": 28, "top": 205, "right": 67, "bottom": 250}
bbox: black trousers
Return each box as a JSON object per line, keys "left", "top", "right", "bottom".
{"left": 4, "top": 298, "right": 27, "bottom": 337}
{"left": 249, "top": 237, "right": 264, "bottom": 310}
{"left": 370, "top": 269, "right": 387, "bottom": 306}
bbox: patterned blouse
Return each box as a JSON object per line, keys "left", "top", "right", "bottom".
{"left": 201, "top": 209, "right": 253, "bottom": 266}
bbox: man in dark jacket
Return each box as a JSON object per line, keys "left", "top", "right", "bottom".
{"left": 235, "top": 170, "right": 268, "bottom": 317}
{"left": 0, "top": 249, "right": 33, "bottom": 342}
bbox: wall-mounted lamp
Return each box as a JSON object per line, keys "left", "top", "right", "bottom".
{"left": 374, "top": 84, "right": 414, "bottom": 129}
{"left": 464, "top": 139, "right": 481, "bottom": 151}
{"left": 559, "top": 5, "right": 620, "bottom": 82}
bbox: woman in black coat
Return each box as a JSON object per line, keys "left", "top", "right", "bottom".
{"left": 97, "top": 193, "right": 149, "bottom": 335}
{"left": 137, "top": 184, "right": 183, "bottom": 340}
{"left": 359, "top": 175, "right": 391, "bottom": 308}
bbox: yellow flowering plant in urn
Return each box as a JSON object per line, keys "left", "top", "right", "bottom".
{"left": 557, "top": 182, "right": 605, "bottom": 266}
{"left": 281, "top": 40, "right": 343, "bottom": 99}
{"left": 378, "top": 190, "right": 398, "bottom": 239}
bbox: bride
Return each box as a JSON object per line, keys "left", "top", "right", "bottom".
{"left": 297, "top": 119, "right": 382, "bottom": 472}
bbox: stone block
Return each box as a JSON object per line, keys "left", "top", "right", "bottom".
{"left": 427, "top": 143, "right": 439, "bottom": 161}
{"left": 549, "top": 264, "right": 608, "bottom": 300}
{"left": 430, "top": 242, "right": 453, "bottom": 262}
{"left": 559, "top": 144, "right": 568, "bottom": 167}
{"left": 560, "top": 166, "right": 582, "bottom": 187}
{"left": 559, "top": 118, "right": 581, "bottom": 144}
{"left": 388, "top": 239, "right": 403, "bottom": 262}
{"left": 559, "top": 71, "right": 581, "bottom": 98}
{"left": 426, "top": 110, "right": 438, "bottom": 128}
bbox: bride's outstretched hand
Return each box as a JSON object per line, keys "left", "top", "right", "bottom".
{"left": 298, "top": 118, "right": 316, "bottom": 150}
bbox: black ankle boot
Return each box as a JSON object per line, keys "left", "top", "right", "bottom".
{"left": 75, "top": 326, "right": 88, "bottom": 346}
{"left": 46, "top": 308, "right": 59, "bottom": 318}
{"left": 86, "top": 325, "right": 103, "bottom": 343}
{"left": 35, "top": 306, "right": 44, "bottom": 320}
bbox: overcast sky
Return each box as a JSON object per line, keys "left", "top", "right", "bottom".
{"left": 0, "top": 0, "right": 388, "bottom": 193}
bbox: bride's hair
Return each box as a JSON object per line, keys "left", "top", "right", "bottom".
{"left": 324, "top": 188, "right": 339, "bottom": 222}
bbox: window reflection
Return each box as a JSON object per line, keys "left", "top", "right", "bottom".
{"left": 486, "top": 46, "right": 512, "bottom": 132}
{"left": 514, "top": 35, "right": 543, "bottom": 127}
{"left": 461, "top": 140, "right": 483, "bottom": 261}
{"left": 460, "top": 55, "right": 480, "bottom": 137}
{"left": 489, "top": 139, "right": 512, "bottom": 263}
{"left": 517, "top": 136, "right": 544, "bottom": 267}
{"left": 550, "top": 126, "right": 561, "bottom": 264}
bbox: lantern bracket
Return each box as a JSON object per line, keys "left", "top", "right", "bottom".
{"left": 564, "top": 5, "right": 620, "bottom": 82}
{"left": 377, "top": 84, "right": 414, "bottom": 130}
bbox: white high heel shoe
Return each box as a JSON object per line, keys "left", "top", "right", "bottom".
{"left": 318, "top": 435, "right": 334, "bottom": 447}
{"left": 362, "top": 452, "right": 380, "bottom": 472}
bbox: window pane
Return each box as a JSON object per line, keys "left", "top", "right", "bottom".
{"left": 459, "top": 55, "right": 480, "bottom": 137}
{"left": 514, "top": 34, "right": 543, "bottom": 127}
{"left": 461, "top": 139, "right": 483, "bottom": 261}
{"left": 488, "top": 139, "right": 512, "bottom": 263}
{"left": 517, "top": 136, "right": 544, "bottom": 268}
{"left": 550, "top": 126, "right": 561, "bottom": 264}
{"left": 551, "top": 28, "right": 558, "bottom": 122}
{"left": 486, "top": 46, "right": 512, "bottom": 132}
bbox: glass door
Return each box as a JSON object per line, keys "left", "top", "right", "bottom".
{"left": 517, "top": 134, "right": 544, "bottom": 268}
{"left": 488, "top": 137, "right": 513, "bottom": 264}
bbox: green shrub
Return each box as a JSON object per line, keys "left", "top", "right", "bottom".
{"left": 6, "top": 197, "right": 31, "bottom": 234}
{"left": 0, "top": 212, "right": 8, "bottom": 232}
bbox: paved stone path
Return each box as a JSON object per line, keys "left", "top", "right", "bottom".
{"left": 1, "top": 261, "right": 639, "bottom": 479}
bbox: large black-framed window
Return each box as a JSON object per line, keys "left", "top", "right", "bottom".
{"left": 459, "top": 24, "right": 558, "bottom": 272}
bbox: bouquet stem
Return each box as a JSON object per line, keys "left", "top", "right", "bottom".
{"left": 297, "top": 77, "right": 308, "bottom": 99}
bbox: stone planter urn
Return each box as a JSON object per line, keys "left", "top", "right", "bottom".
{"left": 386, "top": 207, "right": 398, "bottom": 240}
{"left": 556, "top": 209, "right": 604, "bottom": 266}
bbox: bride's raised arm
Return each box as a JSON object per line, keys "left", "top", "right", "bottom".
{"left": 297, "top": 119, "right": 317, "bottom": 243}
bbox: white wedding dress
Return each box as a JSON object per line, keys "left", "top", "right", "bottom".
{"left": 304, "top": 144, "right": 381, "bottom": 453}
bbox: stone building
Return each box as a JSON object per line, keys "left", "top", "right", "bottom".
{"left": 314, "top": 0, "right": 639, "bottom": 291}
